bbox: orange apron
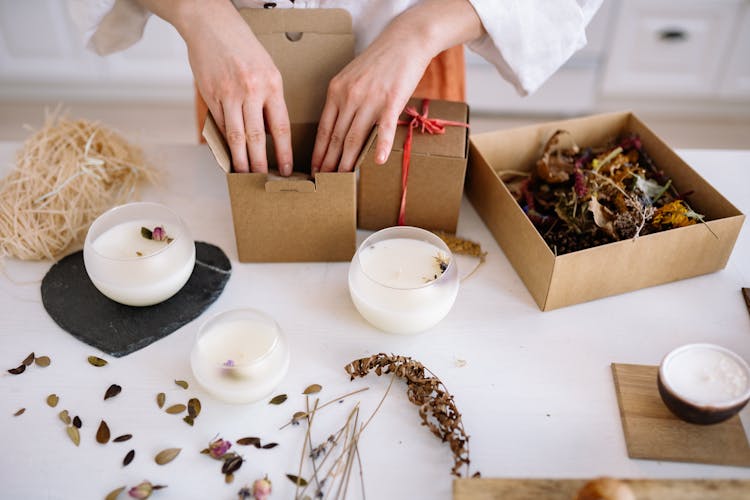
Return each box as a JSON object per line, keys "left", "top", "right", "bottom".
{"left": 195, "top": 45, "right": 466, "bottom": 142}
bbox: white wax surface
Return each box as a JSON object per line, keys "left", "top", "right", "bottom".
{"left": 86, "top": 219, "right": 194, "bottom": 306}
{"left": 666, "top": 347, "right": 749, "bottom": 405}
{"left": 358, "top": 238, "right": 447, "bottom": 288}
{"left": 191, "top": 319, "right": 289, "bottom": 404}
{"left": 349, "top": 238, "right": 458, "bottom": 334}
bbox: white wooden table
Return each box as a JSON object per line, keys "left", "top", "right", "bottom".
{"left": 1, "top": 142, "right": 749, "bottom": 500}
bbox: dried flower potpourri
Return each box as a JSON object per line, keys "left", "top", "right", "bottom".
{"left": 503, "top": 130, "right": 705, "bottom": 255}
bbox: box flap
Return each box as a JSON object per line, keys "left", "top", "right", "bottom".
{"left": 203, "top": 113, "right": 232, "bottom": 174}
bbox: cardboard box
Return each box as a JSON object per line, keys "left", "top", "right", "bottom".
{"left": 466, "top": 112, "right": 745, "bottom": 311}
{"left": 357, "top": 98, "right": 469, "bottom": 232}
{"left": 203, "top": 9, "right": 361, "bottom": 262}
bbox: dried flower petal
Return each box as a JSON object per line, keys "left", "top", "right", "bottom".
{"left": 73, "top": 415, "right": 82, "bottom": 429}
{"left": 113, "top": 434, "right": 132, "bottom": 443}
{"left": 165, "top": 404, "right": 186, "bottom": 415}
{"left": 151, "top": 226, "right": 166, "bottom": 241}
{"left": 140, "top": 227, "right": 153, "bottom": 240}
{"left": 128, "top": 481, "right": 153, "bottom": 499}
{"left": 155, "top": 448, "right": 181, "bottom": 465}
{"left": 46, "top": 394, "right": 59, "bottom": 407}
{"left": 261, "top": 442, "right": 278, "bottom": 449}
{"left": 286, "top": 474, "right": 308, "bottom": 487}
{"left": 236, "top": 437, "right": 261, "bottom": 447}
{"left": 222, "top": 455, "right": 243, "bottom": 475}
{"left": 183, "top": 416, "right": 194, "bottom": 426}
{"left": 13, "top": 408, "right": 25, "bottom": 416}
{"left": 88, "top": 356, "right": 107, "bottom": 367}
{"left": 106, "top": 486, "right": 126, "bottom": 500}
{"left": 269, "top": 394, "right": 287, "bottom": 405}
{"left": 35, "top": 356, "right": 51, "bottom": 367}
{"left": 96, "top": 420, "right": 111, "bottom": 444}
{"left": 123, "top": 449, "right": 135, "bottom": 467}
{"left": 22, "top": 352, "right": 35, "bottom": 366}
{"left": 66, "top": 425, "right": 80, "bottom": 446}
{"left": 104, "top": 384, "right": 122, "bottom": 400}
{"left": 187, "top": 398, "right": 201, "bottom": 418}
{"left": 303, "top": 384, "right": 322, "bottom": 395}
{"left": 7, "top": 364, "right": 25, "bottom": 375}
{"left": 208, "top": 437, "right": 232, "bottom": 459}
{"left": 156, "top": 392, "right": 165, "bottom": 409}
{"left": 174, "top": 380, "right": 188, "bottom": 390}
{"left": 252, "top": 476, "right": 272, "bottom": 500}
{"left": 58, "top": 409, "right": 71, "bottom": 425}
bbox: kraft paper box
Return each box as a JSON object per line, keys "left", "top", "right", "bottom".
{"left": 357, "top": 98, "right": 469, "bottom": 232}
{"left": 203, "top": 9, "right": 364, "bottom": 262}
{"left": 466, "top": 111, "right": 745, "bottom": 311}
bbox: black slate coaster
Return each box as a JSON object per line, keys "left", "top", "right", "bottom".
{"left": 41, "top": 242, "right": 231, "bottom": 357}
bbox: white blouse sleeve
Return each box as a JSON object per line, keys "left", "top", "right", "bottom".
{"left": 466, "top": 0, "right": 603, "bottom": 96}
{"left": 68, "top": 0, "right": 151, "bottom": 55}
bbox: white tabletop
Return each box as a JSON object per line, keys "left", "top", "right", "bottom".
{"left": 1, "top": 142, "right": 749, "bottom": 500}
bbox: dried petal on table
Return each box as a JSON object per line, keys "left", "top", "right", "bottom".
{"left": 104, "top": 384, "right": 122, "bottom": 400}
{"left": 66, "top": 425, "right": 80, "bottom": 446}
{"left": 174, "top": 380, "right": 188, "bottom": 390}
{"left": 303, "top": 384, "right": 322, "bottom": 395}
{"left": 123, "top": 449, "right": 135, "bottom": 467}
{"left": 87, "top": 356, "right": 108, "bottom": 367}
{"left": 165, "top": 404, "right": 186, "bottom": 415}
{"left": 268, "top": 394, "right": 287, "bottom": 405}
{"left": 96, "top": 420, "right": 111, "bottom": 444}
{"left": 35, "top": 356, "right": 51, "bottom": 367}
{"left": 154, "top": 448, "right": 181, "bottom": 465}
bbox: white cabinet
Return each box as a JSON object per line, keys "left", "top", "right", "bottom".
{"left": 601, "top": 0, "right": 744, "bottom": 98}
{"left": 719, "top": 3, "right": 750, "bottom": 99}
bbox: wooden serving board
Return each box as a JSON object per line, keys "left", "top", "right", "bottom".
{"left": 453, "top": 478, "right": 750, "bottom": 500}
{"left": 611, "top": 363, "right": 750, "bottom": 466}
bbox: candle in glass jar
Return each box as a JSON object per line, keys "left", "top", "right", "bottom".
{"left": 348, "top": 226, "right": 459, "bottom": 334}
{"left": 190, "top": 309, "right": 290, "bottom": 404}
{"left": 83, "top": 202, "right": 195, "bottom": 306}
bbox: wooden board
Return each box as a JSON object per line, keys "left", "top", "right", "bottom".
{"left": 453, "top": 478, "right": 750, "bottom": 500}
{"left": 611, "top": 363, "right": 750, "bottom": 466}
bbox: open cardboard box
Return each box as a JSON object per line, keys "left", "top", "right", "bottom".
{"left": 203, "top": 8, "right": 366, "bottom": 262}
{"left": 357, "top": 98, "right": 469, "bottom": 232}
{"left": 466, "top": 112, "right": 745, "bottom": 311}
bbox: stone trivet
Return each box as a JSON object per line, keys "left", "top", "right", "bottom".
{"left": 41, "top": 242, "right": 231, "bottom": 357}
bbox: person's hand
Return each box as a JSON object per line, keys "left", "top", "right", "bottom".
{"left": 179, "top": 1, "right": 293, "bottom": 174}
{"left": 311, "top": 0, "right": 484, "bottom": 174}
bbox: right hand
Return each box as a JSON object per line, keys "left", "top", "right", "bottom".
{"left": 180, "top": 3, "right": 293, "bottom": 175}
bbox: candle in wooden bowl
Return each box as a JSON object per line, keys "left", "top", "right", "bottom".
{"left": 83, "top": 202, "right": 195, "bottom": 306}
{"left": 348, "top": 226, "right": 459, "bottom": 334}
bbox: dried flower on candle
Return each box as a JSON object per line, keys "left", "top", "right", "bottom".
{"left": 424, "top": 252, "right": 450, "bottom": 283}
{"left": 344, "top": 353, "right": 478, "bottom": 478}
{"left": 140, "top": 226, "right": 173, "bottom": 243}
{"left": 503, "top": 130, "right": 706, "bottom": 255}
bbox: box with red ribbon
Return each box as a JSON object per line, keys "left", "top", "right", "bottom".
{"left": 357, "top": 98, "right": 469, "bottom": 232}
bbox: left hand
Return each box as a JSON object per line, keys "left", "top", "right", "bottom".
{"left": 311, "top": 0, "right": 485, "bottom": 173}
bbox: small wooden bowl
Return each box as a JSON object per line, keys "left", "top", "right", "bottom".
{"left": 658, "top": 344, "right": 750, "bottom": 425}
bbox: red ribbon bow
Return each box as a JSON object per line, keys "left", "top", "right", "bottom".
{"left": 396, "top": 99, "right": 469, "bottom": 225}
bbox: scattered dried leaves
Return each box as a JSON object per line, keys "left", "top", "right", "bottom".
{"left": 113, "top": 434, "right": 132, "bottom": 443}
{"left": 174, "top": 380, "right": 188, "bottom": 390}
{"left": 13, "top": 408, "right": 25, "bottom": 416}
{"left": 66, "top": 425, "right": 80, "bottom": 446}
{"left": 165, "top": 404, "right": 186, "bottom": 415}
{"left": 87, "top": 355, "right": 107, "bottom": 367}
{"left": 73, "top": 416, "right": 82, "bottom": 429}
{"left": 237, "top": 437, "right": 261, "bottom": 447}
{"left": 58, "top": 410, "right": 71, "bottom": 425}
{"left": 123, "top": 449, "right": 135, "bottom": 467}
{"left": 345, "top": 353, "right": 477, "bottom": 477}
{"left": 7, "top": 364, "right": 25, "bottom": 375}
{"left": 156, "top": 392, "right": 165, "bottom": 409}
{"left": 22, "top": 352, "right": 35, "bottom": 366}
{"left": 96, "top": 420, "right": 111, "bottom": 444}
{"left": 35, "top": 356, "right": 51, "bottom": 367}
{"left": 269, "top": 394, "right": 288, "bottom": 405}
{"left": 303, "top": 384, "right": 322, "bottom": 395}
{"left": 46, "top": 394, "right": 59, "bottom": 407}
{"left": 104, "top": 384, "right": 121, "bottom": 400}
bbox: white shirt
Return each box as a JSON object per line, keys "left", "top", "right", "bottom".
{"left": 68, "top": 0, "right": 602, "bottom": 96}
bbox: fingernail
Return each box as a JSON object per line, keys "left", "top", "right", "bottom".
{"left": 376, "top": 151, "right": 387, "bottom": 164}
{"left": 282, "top": 163, "right": 292, "bottom": 176}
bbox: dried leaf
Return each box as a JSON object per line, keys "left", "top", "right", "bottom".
{"left": 13, "top": 408, "right": 25, "bottom": 416}
{"left": 236, "top": 437, "right": 261, "bottom": 447}
{"left": 105, "top": 486, "right": 125, "bottom": 500}
{"left": 174, "top": 380, "right": 188, "bottom": 390}
{"left": 66, "top": 425, "right": 80, "bottom": 446}
{"left": 104, "top": 384, "right": 122, "bottom": 400}
{"left": 221, "top": 455, "right": 243, "bottom": 475}
{"left": 123, "top": 449, "right": 135, "bottom": 467}
{"left": 261, "top": 442, "right": 278, "bottom": 449}
{"left": 35, "top": 356, "right": 51, "bottom": 367}
{"left": 155, "top": 447, "right": 181, "bottom": 465}
{"left": 187, "top": 398, "right": 201, "bottom": 418}
{"left": 113, "top": 434, "right": 132, "bottom": 443}
{"left": 269, "top": 394, "right": 287, "bottom": 405}
{"left": 156, "top": 392, "right": 165, "bottom": 409}
{"left": 73, "top": 416, "right": 82, "bottom": 429}
{"left": 292, "top": 411, "right": 307, "bottom": 423}
{"left": 58, "top": 409, "right": 71, "bottom": 425}
{"left": 87, "top": 355, "right": 108, "bottom": 367}
{"left": 286, "top": 474, "right": 308, "bottom": 487}
{"left": 46, "top": 394, "right": 59, "bottom": 407}
{"left": 183, "top": 416, "right": 194, "bottom": 426}
{"left": 22, "top": 352, "right": 35, "bottom": 366}
{"left": 7, "top": 364, "right": 25, "bottom": 375}
{"left": 303, "top": 384, "right": 322, "bottom": 395}
{"left": 96, "top": 420, "right": 111, "bottom": 444}
{"left": 165, "top": 404, "right": 186, "bottom": 415}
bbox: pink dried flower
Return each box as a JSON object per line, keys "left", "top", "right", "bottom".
{"left": 128, "top": 481, "right": 154, "bottom": 499}
{"left": 151, "top": 226, "right": 166, "bottom": 241}
{"left": 252, "top": 476, "right": 272, "bottom": 500}
{"left": 208, "top": 437, "right": 232, "bottom": 459}
{"left": 574, "top": 166, "right": 587, "bottom": 198}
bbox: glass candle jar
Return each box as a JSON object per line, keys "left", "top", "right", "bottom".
{"left": 190, "top": 309, "right": 290, "bottom": 404}
{"left": 348, "top": 226, "right": 459, "bottom": 334}
{"left": 83, "top": 202, "right": 195, "bottom": 306}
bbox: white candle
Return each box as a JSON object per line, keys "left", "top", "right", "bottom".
{"left": 190, "top": 309, "right": 290, "bottom": 404}
{"left": 348, "top": 226, "right": 459, "bottom": 334}
{"left": 662, "top": 344, "right": 750, "bottom": 405}
{"left": 83, "top": 202, "right": 195, "bottom": 306}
